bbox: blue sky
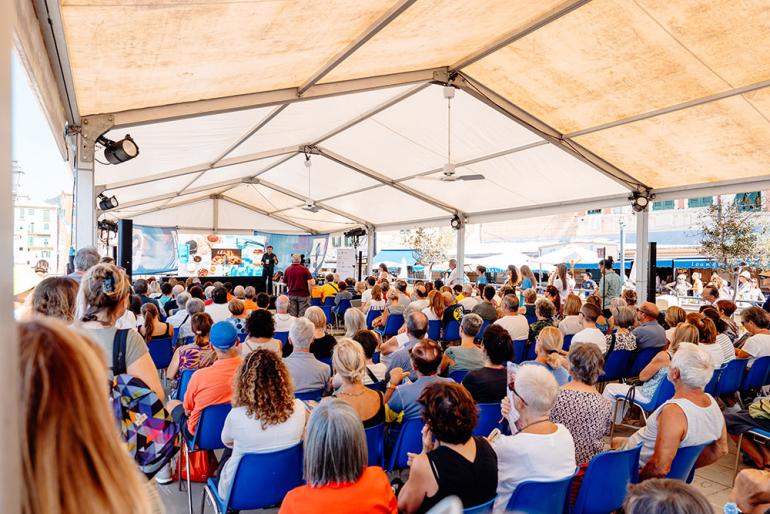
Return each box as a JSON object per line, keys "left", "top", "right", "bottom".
{"left": 11, "top": 52, "right": 72, "bottom": 202}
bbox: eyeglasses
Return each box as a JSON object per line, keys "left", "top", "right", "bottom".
{"left": 507, "top": 382, "right": 527, "bottom": 405}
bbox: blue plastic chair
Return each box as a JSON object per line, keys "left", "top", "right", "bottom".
{"left": 513, "top": 340, "right": 528, "bottom": 364}
{"left": 366, "top": 309, "right": 382, "bottom": 329}
{"left": 598, "top": 350, "right": 633, "bottom": 383}
{"left": 667, "top": 443, "right": 708, "bottom": 483}
{"left": 274, "top": 331, "right": 289, "bottom": 347}
{"left": 478, "top": 321, "right": 490, "bottom": 340}
{"left": 463, "top": 497, "right": 496, "bottom": 513}
{"left": 449, "top": 369, "right": 469, "bottom": 383}
{"left": 428, "top": 319, "right": 441, "bottom": 340}
{"left": 175, "top": 369, "right": 195, "bottom": 401}
{"left": 203, "top": 443, "right": 303, "bottom": 513}
{"left": 372, "top": 351, "right": 380, "bottom": 364}
{"left": 365, "top": 422, "right": 385, "bottom": 468}
{"left": 526, "top": 340, "right": 537, "bottom": 361}
{"left": 627, "top": 347, "right": 660, "bottom": 377}
{"left": 366, "top": 381, "right": 385, "bottom": 392}
{"left": 505, "top": 469, "right": 577, "bottom": 514}
{"left": 172, "top": 326, "right": 180, "bottom": 346}
{"left": 610, "top": 377, "right": 675, "bottom": 438}
{"left": 383, "top": 313, "right": 404, "bottom": 337}
{"left": 148, "top": 337, "right": 174, "bottom": 370}
{"left": 319, "top": 356, "right": 333, "bottom": 374}
{"left": 716, "top": 358, "right": 750, "bottom": 397}
{"left": 572, "top": 445, "right": 642, "bottom": 514}
{"left": 180, "top": 403, "right": 232, "bottom": 508}
{"left": 734, "top": 428, "right": 770, "bottom": 480}
{"left": 563, "top": 334, "right": 574, "bottom": 351}
{"left": 295, "top": 389, "right": 324, "bottom": 401}
{"left": 741, "top": 356, "right": 770, "bottom": 391}
{"left": 322, "top": 304, "right": 334, "bottom": 326}
{"left": 704, "top": 366, "right": 723, "bottom": 396}
{"left": 388, "top": 418, "right": 424, "bottom": 471}
{"left": 525, "top": 313, "right": 537, "bottom": 325}
{"left": 335, "top": 298, "right": 352, "bottom": 326}
{"left": 310, "top": 297, "right": 322, "bottom": 307}
{"left": 444, "top": 320, "right": 461, "bottom": 341}
{"left": 473, "top": 403, "right": 502, "bottom": 437}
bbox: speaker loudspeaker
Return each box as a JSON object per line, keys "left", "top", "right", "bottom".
{"left": 117, "top": 219, "right": 133, "bottom": 277}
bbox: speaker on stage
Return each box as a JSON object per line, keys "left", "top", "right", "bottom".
{"left": 647, "top": 242, "right": 657, "bottom": 303}
{"left": 117, "top": 219, "right": 133, "bottom": 277}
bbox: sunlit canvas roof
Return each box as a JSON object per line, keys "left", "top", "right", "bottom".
{"left": 21, "top": 0, "right": 770, "bottom": 233}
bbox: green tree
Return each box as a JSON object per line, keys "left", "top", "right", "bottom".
{"left": 400, "top": 227, "right": 453, "bottom": 273}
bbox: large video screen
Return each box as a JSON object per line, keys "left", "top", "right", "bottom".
{"left": 177, "top": 233, "right": 267, "bottom": 278}
{"left": 133, "top": 225, "right": 179, "bottom": 275}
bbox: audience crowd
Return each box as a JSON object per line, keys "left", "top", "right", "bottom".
{"left": 18, "top": 248, "right": 770, "bottom": 513}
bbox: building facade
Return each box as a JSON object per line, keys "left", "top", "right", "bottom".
{"left": 14, "top": 202, "right": 59, "bottom": 272}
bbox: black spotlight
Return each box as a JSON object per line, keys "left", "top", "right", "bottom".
{"left": 630, "top": 191, "right": 652, "bottom": 213}
{"left": 97, "top": 134, "right": 139, "bottom": 164}
{"left": 98, "top": 193, "right": 119, "bottom": 210}
{"left": 450, "top": 215, "right": 463, "bottom": 230}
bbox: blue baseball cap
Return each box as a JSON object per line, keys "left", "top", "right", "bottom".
{"left": 209, "top": 321, "right": 238, "bottom": 350}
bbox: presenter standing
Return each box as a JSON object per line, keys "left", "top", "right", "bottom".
{"left": 261, "top": 245, "right": 279, "bottom": 294}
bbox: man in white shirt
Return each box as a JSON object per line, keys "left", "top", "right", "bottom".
{"left": 458, "top": 284, "right": 478, "bottom": 311}
{"left": 205, "top": 286, "right": 232, "bottom": 323}
{"left": 447, "top": 258, "right": 464, "bottom": 287}
{"left": 571, "top": 303, "right": 607, "bottom": 353}
{"left": 736, "top": 306, "right": 770, "bottom": 366}
{"left": 360, "top": 276, "right": 376, "bottom": 304}
{"left": 166, "top": 292, "right": 192, "bottom": 327}
{"left": 273, "top": 294, "right": 296, "bottom": 332}
{"left": 176, "top": 298, "right": 206, "bottom": 339}
{"left": 406, "top": 284, "right": 429, "bottom": 315}
{"left": 493, "top": 294, "right": 529, "bottom": 341}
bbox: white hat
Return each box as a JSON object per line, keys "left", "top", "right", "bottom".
{"left": 740, "top": 270, "right": 752, "bottom": 280}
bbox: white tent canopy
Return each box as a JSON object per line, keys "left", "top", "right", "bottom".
{"left": 14, "top": 0, "right": 770, "bottom": 237}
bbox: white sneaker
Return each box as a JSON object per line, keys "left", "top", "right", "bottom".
{"left": 155, "top": 462, "right": 173, "bottom": 485}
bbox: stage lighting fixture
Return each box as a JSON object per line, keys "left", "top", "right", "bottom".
{"left": 450, "top": 215, "right": 463, "bottom": 230}
{"left": 97, "top": 134, "right": 139, "bottom": 164}
{"left": 630, "top": 191, "right": 652, "bottom": 213}
{"left": 344, "top": 227, "right": 366, "bottom": 238}
{"left": 98, "top": 193, "right": 119, "bottom": 211}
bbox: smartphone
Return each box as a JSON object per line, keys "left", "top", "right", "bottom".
{"left": 487, "top": 428, "right": 502, "bottom": 444}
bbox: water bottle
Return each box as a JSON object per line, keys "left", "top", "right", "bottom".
{"left": 723, "top": 502, "right": 740, "bottom": 514}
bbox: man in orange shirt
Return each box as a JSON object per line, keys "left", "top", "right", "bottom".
{"left": 172, "top": 321, "right": 241, "bottom": 437}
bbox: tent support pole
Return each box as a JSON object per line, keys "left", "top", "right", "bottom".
{"left": 456, "top": 220, "right": 466, "bottom": 285}
{"left": 366, "top": 226, "right": 376, "bottom": 276}
{"left": 635, "top": 208, "right": 650, "bottom": 301}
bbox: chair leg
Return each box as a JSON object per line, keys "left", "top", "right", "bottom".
{"left": 733, "top": 433, "right": 744, "bottom": 486}
{"left": 610, "top": 399, "right": 621, "bottom": 440}
{"left": 200, "top": 485, "right": 206, "bottom": 514}
{"left": 185, "top": 446, "right": 193, "bottom": 514}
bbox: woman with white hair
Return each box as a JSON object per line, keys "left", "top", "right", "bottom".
{"left": 279, "top": 400, "right": 397, "bottom": 513}
{"left": 612, "top": 343, "right": 728, "bottom": 480}
{"left": 344, "top": 308, "right": 366, "bottom": 337}
{"left": 330, "top": 339, "right": 384, "bottom": 428}
{"left": 492, "top": 364, "right": 576, "bottom": 512}
{"left": 305, "top": 306, "right": 337, "bottom": 360}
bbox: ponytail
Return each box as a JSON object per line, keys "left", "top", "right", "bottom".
{"left": 191, "top": 312, "right": 214, "bottom": 348}
{"left": 140, "top": 303, "right": 159, "bottom": 343}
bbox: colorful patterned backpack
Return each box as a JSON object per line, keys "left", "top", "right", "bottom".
{"left": 110, "top": 329, "right": 178, "bottom": 478}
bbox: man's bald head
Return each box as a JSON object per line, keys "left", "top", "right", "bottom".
{"left": 406, "top": 311, "right": 428, "bottom": 339}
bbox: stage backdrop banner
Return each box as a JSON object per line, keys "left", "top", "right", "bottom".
{"left": 133, "top": 225, "right": 179, "bottom": 275}
{"left": 254, "top": 231, "right": 329, "bottom": 275}
{"left": 177, "top": 233, "right": 267, "bottom": 277}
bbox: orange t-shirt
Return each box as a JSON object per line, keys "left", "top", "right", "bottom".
{"left": 242, "top": 299, "right": 258, "bottom": 311}
{"left": 279, "top": 467, "right": 397, "bottom": 514}
{"left": 182, "top": 356, "right": 241, "bottom": 433}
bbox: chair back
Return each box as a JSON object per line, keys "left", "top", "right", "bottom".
{"left": 383, "top": 313, "right": 405, "bottom": 337}
{"left": 704, "top": 366, "right": 723, "bottom": 396}
{"left": 372, "top": 351, "right": 381, "bottom": 364}
{"left": 274, "top": 331, "right": 289, "bottom": 347}
{"left": 319, "top": 356, "right": 333, "bottom": 374}
{"left": 192, "top": 403, "right": 231, "bottom": 450}
{"left": 388, "top": 418, "right": 424, "bottom": 471}
{"left": 172, "top": 326, "right": 180, "bottom": 346}
{"left": 227, "top": 443, "right": 304, "bottom": 510}
{"left": 598, "top": 350, "right": 633, "bottom": 382}
{"left": 572, "top": 445, "right": 642, "bottom": 514}
{"left": 742, "top": 356, "right": 770, "bottom": 390}
{"left": 337, "top": 299, "right": 352, "bottom": 319}
{"left": 473, "top": 403, "right": 501, "bottom": 437}
{"left": 716, "top": 358, "right": 749, "bottom": 396}
{"left": 525, "top": 313, "right": 537, "bottom": 325}
{"left": 322, "top": 296, "right": 335, "bottom": 306}
{"left": 667, "top": 443, "right": 708, "bottom": 483}
{"left": 364, "top": 422, "right": 385, "bottom": 468}
{"left": 463, "top": 497, "right": 496, "bottom": 514}
{"left": 478, "top": 321, "right": 490, "bottom": 340}
{"left": 147, "top": 337, "right": 174, "bottom": 369}
{"left": 639, "top": 376, "right": 675, "bottom": 412}
{"left": 449, "top": 369, "right": 469, "bottom": 383}
{"left": 505, "top": 469, "right": 577, "bottom": 514}
{"left": 176, "top": 369, "right": 195, "bottom": 400}
{"left": 513, "top": 340, "right": 528, "bottom": 364}
{"left": 444, "top": 321, "right": 461, "bottom": 341}
{"left": 526, "top": 341, "right": 537, "bottom": 361}
{"left": 628, "top": 347, "right": 660, "bottom": 376}
{"left": 428, "top": 319, "right": 442, "bottom": 340}
{"left": 294, "top": 389, "right": 324, "bottom": 401}
{"left": 310, "top": 297, "right": 322, "bottom": 307}
{"left": 366, "top": 309, "right": 382, "bottom": 329}
{"left": 322, "top": 305, "right": 334, "bottom": 325}
{"left": 562, "top": 334, "right": 574, "bottom": 351}
{"left": 366, "top": 381, "right": 384, "bottom": 392}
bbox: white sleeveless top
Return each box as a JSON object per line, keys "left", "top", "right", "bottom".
{"left": 628, "top": 396, "right": 724, "bottom": 467}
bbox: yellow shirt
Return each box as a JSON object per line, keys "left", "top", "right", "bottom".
{"left": 456, "top": 293, "right": 465, "bottom": 302}
{"left": 321, "top": 282, "right": 340, "bottom": 302}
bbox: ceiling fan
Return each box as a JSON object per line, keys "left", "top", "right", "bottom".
{"left": 302, "top": 153, "right": 320, "bottom": 212}
{"left": 424, "top": 85, "right": 485, "bottom": 182}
